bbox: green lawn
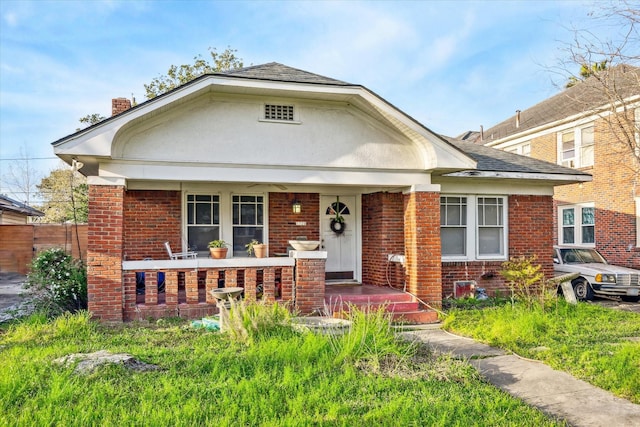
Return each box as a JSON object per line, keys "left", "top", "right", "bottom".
{"left": 0, "top": 310, "right": 563, "bottom": 426}
{"left": 443, "top": 299, "right": 640, "bottom": 404}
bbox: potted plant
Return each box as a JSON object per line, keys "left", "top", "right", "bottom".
{"left": 246, "top": 239, "right": 267, "bottom": 258}
{"left": 208, "top": 240, "right": 229, "bottom": 259}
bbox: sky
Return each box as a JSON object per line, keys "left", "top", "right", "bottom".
{"left": 0, "top": 0, "right": 615, "bottom": 202}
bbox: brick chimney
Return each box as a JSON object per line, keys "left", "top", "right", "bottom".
{"left": 112, "top": 98, "right": 132, "bottom": 116}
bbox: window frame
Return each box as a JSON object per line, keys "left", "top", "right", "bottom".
{"left": 440, "top": 195, "right": 508, "bottom": 261}
{"left": 558, "top": 203, "right": 596, "bottom": 247}
{"left": 185, "top": 193, "right": 221, "bottom": 256}
{"left": 556, "top": 124, "right": 595, "bottom": 169}
{"left": 182, "top": 190, "right": 268, "bottom": 258}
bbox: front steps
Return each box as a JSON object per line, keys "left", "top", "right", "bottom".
{"left": 324, "top": 285, "right": 438, "bottom": 324}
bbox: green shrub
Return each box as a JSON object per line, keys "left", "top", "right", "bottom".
{"left": 501, "top": 255, "right": 555, "bottom": 309}
{"left": 25, "top": 248, "right": 87, "bottom": 318}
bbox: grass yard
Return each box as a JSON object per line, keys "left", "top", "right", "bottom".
{"left": 443, "top": 299, "right": 640, "bottom": 404}
{"left": 0, "top": 309, "right": 564, "bottom": 426}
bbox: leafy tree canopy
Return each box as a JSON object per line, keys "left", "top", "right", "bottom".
{"left": 565, "top": 60, "right": 608, "bottom": 88}
{"left": 144, "top": 47, "right": 243, "bottom": 99}
{"left": 36, "top": 167, "right": 88, "bottom": 223}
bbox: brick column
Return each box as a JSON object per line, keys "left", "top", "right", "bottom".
{"left": 293, "top": 252, "right": 327, "bottom": 315}
{"left": 404, "top": 187, "right": 442, "bottom": 307}
{"left": 88, "top": 184, "right": 125, "bottom": 321}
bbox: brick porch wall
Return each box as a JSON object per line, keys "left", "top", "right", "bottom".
{"left": 403, "top": 191, "right": 442, "bottom": 307}
{"left": 362, "top": 192, "right": 405, "bottom": 288}
{"left": 123, "top": 190, "right": 181, "bottom": 260}
{"left": 269, "top": 193, "right": 320, "bottom": 254}
{"left": 294, "top": 257, "right": 326, "bottom": 314}
{"left": 441, "top": 194, "right": 554, "bottom": 297}
{"left": 87, "top": 184, "right": 125, "bottom": 321}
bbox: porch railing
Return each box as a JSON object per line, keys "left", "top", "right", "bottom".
{"left": 121, "top": 258, "right": 296, "bottom": 320}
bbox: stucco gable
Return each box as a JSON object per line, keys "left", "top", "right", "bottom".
{"left": 53, "top": 63, "right": 476, "bottom": 177}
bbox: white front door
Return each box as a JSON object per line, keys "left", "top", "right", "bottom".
{"left": 321, "top": 195, "right": 357, "bottom": 280}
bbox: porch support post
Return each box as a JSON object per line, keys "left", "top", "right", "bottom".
{"left": 403, "top": 185, "right": 442, "bottom": 308}
{"left": 292, "top": 251, "right": 327, "bottom": 315}
{"left": 87, "top": 183, "right": 125, "bottom": 321}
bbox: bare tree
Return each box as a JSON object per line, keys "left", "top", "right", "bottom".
{"left": 0, "top": 144, "right": 42, "bottom": 205}
{"left": 555, "top": 1, "right": 640, "bottom": 175}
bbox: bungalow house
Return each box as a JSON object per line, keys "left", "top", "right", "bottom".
{"left": 52, "top": 63, "right": 590, "bottom": 322}
{"left": 477, "top": 65, "right": 640, "bottom": 269}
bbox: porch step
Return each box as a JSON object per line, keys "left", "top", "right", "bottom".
{"left": 324, "top": 285, "right": 438, "bottom": 324}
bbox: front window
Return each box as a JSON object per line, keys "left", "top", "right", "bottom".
{"left": 559, "top": 204, "right": 595, "bottom": 246}
{"left": 440, "top": 197, "right": 467, "bottom": 256}
{"left": 477, "top": 197, "right": 505, "bottom": 257}
{"left": 440, "top": 195, "right": 507, "bottom": 260}
{"left": 187, "top": 194, "right": 220, "bottom": 256}
{"left": 232, "top": 195, "right": 264, "bottom": 257}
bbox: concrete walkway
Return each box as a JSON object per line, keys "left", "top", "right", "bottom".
{"left": 400, "top": 325, "right": 640, "bottom": 427}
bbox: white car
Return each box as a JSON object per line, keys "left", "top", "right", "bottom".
{"left": 553, "top": 246, "right": 640, "bottom": 302}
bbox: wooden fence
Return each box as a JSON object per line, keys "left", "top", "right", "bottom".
{"left": 0, "top": 224, "right": 87, "bottom": 274}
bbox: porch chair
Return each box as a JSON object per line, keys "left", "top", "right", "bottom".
{"left": 164, "top": 242, "right": 197, "bottom": 260}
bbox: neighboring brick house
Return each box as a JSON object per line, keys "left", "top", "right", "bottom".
{"left": 478, "top": 65, "right": 640, "bottom": 269}
{"left": 51, "top": 63, "right": 589, "bottom": 321}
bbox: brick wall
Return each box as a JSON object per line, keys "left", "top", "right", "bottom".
{"left": 527, "top": 112, "right": 639, "bottom": 268}
{"left": 362, "top": 192, "right": 405, "bottom": 287}
{"left": 294, "top": 257, "right": 326, "bottom": 314}
{"left": 441, "top": 194, "right": 554, "bottom": 297}
{"left": 403, "top": 191, "right": 442, "bottom": 307}
{"left": 268, "top": 192, "right": 319, "bottom": 254}
{"left": 123, "top": 190, "right": 181, "bottom": 260}
{"left": 87, "top": 185, "right": 124, "bottom": 321}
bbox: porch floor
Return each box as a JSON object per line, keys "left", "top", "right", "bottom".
{"left": 325, "top": 284, "right": 407, "bottom": 297}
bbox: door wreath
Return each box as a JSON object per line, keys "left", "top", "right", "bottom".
{"left": 330, "top": 217, "right": 345, "bottom": 234}
{"left": 330, "top": 196, "right": 346, "bottom": 235}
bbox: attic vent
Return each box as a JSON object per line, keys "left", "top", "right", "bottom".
{"left": 265, "top": 104, "right": 294, "bottom": 121}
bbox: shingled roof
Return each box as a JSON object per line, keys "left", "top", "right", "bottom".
{"left": 482, "top": 64, "right": 640, "bottom": 142}
{"left": 221, "top": 62, "right": 353, "bottom": 86}
{"left": 0, "top": 195, "right": 44, "bottom": 217}
{"left": 442, "top": 137, "right": 591, "bottom": 178}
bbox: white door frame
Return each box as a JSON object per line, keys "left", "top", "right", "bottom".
{"left": 320, "top": 194, "right": 361, "bottom": 282}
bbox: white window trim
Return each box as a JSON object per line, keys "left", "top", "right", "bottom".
{"left": 505, "top": 141, "right": 531, "bottom": 156}
{"left": 556, "top": 123, "right": 594, "bottom": 169}
{"left": 182, "top": 188, "right": 269, "bottom": 257}
{"left": 558, "top": 202, "right": 595, "bottom": 247}
{"left": 441, "top": 195, "right": 508, "bottom": 262}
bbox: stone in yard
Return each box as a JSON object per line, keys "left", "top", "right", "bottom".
{"left": 53, "top": 350, "right": 161, "bottom": 375}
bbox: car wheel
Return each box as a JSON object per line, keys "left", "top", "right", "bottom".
{"left": 573, "top": 279, "right": 594, "bottom": 301}
{"left": 621, "top": 296, "right": 640, "bottom": 303}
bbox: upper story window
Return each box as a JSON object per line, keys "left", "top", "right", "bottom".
{"left": 440, "top": 195, "right": 507, "bottom": 261}
{"left": 264, "top": 104, "right": 294, "bottom": 121}
{"left": 505, "top": 142, "right": 531, "bottom": 156}
{"left": 558, "top": 125, "right": 594, "bottom": 168}
{"left": 559, "top": 203, "right": 595, "bottom": 246}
